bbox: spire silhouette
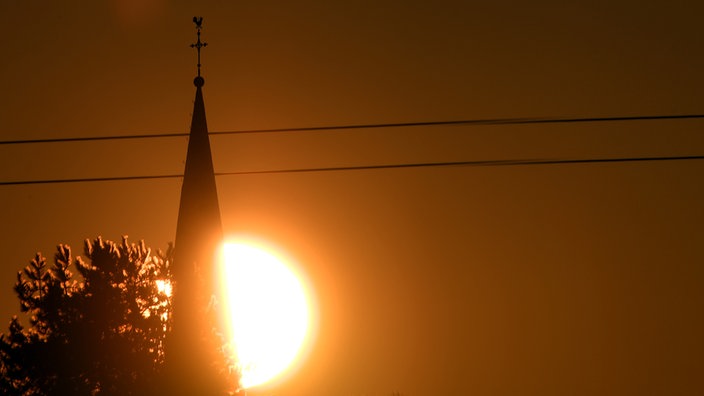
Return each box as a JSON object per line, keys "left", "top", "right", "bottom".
{"left": 164, "top": 18, "right": 231, "bottom": 394}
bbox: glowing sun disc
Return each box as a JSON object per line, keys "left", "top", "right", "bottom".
{"left": 221, "top": 241, "right": 313, "bottom": 389}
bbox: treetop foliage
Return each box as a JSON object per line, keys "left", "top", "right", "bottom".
{"left": 0, "top": 236, "right": 173, "bottom": 395}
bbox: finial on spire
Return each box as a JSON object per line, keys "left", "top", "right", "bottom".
{"left": 190, "top": 16, "right": 207, "bottom": 87}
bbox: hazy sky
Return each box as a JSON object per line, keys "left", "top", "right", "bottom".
{"left": 1, "top": 1, "right": 703, "bottom": 395}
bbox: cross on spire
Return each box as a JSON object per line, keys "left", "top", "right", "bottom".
{"left": 190, "top": 16, "right": 207, "bottom": 83}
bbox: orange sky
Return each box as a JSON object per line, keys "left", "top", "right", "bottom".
{"left": 1, "top": 1, "right": 703, "bottom": 395}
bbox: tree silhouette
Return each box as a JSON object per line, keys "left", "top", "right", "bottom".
{"left": 0, "top": 236, "right": 175, "bottom": 394}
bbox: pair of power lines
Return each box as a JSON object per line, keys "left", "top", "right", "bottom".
{"left": 1, "top": 114, "right": 703, "bottom": 186}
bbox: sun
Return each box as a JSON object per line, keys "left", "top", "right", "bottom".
{"left": 219, "top": 239, "right": 315, "bottom": 389}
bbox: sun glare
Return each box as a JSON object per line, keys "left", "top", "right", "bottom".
{"left": 220, "top": 240, "right": 314, "bottom": 389}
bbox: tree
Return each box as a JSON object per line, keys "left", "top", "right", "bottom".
{"left": 0, "top": 236, "right": 174, "bottom": 395}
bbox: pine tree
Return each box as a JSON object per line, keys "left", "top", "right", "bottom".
{"left": 0, "top": 236, "right": 174, "bottom": 395}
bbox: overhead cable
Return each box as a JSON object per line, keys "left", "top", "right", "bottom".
{"left": 1, "top": 114, "right": 703, "bottom": 146}
{"left": 1, "top": 154, "right": 703, "bottom": 186}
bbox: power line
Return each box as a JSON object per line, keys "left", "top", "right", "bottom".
{"left": 0, "top": 132, "right": 188, "bottom": 145}
{"left": 0, "top": 174, "right": 182, "bottom": 186}
{"left": 1, "top": 154, "right": 703, "bottom": 186}
{"left": 217, "top": 154, "right": 704, "bottom": 175}
{"left": 1, "top": 114, "right": 703, "bottom": 146}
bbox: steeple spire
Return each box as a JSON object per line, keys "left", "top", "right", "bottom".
{"left": 164, "top": 18, "right": 232, "bottom": 394}
{"left": 175, "top": 15, "right": 221, "bottom": 289}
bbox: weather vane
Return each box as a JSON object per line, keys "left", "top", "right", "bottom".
{"left": 190, "top": 17, "right": 207, "bottom": 81}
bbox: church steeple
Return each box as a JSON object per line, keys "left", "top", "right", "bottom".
{"left": 173, "top": 41, "right": 222, "bottom": 283}
{"left": 164, "top": 18, "right": 232, "bottom": 394}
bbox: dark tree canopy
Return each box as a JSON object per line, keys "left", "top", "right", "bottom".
{"left": 0, "top": 237, "right": 173, "bottom": 395}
